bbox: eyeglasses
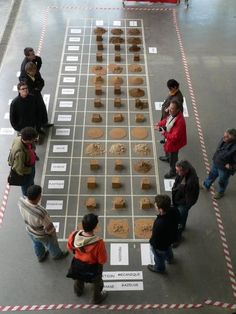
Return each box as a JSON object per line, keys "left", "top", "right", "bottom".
{"left": 19, "top": 87, "right": 28, "bottom": 91}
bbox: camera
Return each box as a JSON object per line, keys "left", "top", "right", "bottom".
{"left": 160, "top": 139, "right": 165, "bottom": 144}
{"left": 159, "top": 126, "right": 166, "bottom": 132}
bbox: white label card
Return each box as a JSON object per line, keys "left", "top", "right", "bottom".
{"left": 103, "top": 271, "right": 143, "bottom": 281}
{"left": 164, "top": 179, "right": 175, "bottom": 191}
{"left": 149, "top": 47, "right": 157, "bottom": 54}
{"left": 43, "top": 94, "right": 50, "bottom": 111}
{"left": 0, "top": 128, "right": 14, "bottom": 135}
{"left": 129, "top": 21, "right": 137, "bottom": 27}
{"left": 61, "top": 88, "right": 75, "bottom": 95}
{"left": 104, "top": 281, "right": 143, "bottom": 291}
{"left": 48, "top": 180, "right": 65, "bottom": 189}
{"left": 46, "top": 200, "right": 63, "bottom": 210}
{"left": 69, "top": 37, "right": 81, "bottom": 42}
{"left": 53, "top": 145, "right": 68, "bottom": 153}
{"left": 66, "top": 56, "right": 79, "bottom": 62}
{"left": 63, "top": 77, "right": 76, "bottom": 83}
{"left": 113, "top": 21, "right": 121, "bottom": 26}
{"left": 55, "top": 128, "right": 71, "bottom": 136}
{"left": 65, "top": 66, "right": 77, "bottom": 72}
{"left": 50, "top": 163, "right": 67, "bottom": 172}
{"left": 110, "top": 243, "right": 129, "bottom": 265}
{"left": 140, "top": 243, "right": 154, "bottom": 265}
{"left": 59, "top": 101, "right": 73, "bottom": 108}
{"left": 183, "top": 97, "right": 189, "bottom": 117}
{"left": 68, "top": 46, "right": 80, "bottom": 51}
{"left": 58, "top": 115, "right": 72, "bottom": 122}
{"left": 70, "top": 28, "right": 82, "bottom": 34}
{"left": 96, "top": 20, "right": 104, "bottom": 26}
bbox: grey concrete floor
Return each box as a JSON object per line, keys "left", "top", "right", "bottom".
{"left": 0, "top": 0, "right": 236, "bottom": 313}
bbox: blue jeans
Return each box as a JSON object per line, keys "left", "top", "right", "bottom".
{"left": 150, "top": 245, "right": 173, "bottom": 272}
{"left": 21, "top": 166, "right": 35, "bottom": 196}
{"left": 178, "top": 205, "right": 191, "bottom": 231}
{"left": 203, "top": 163, "right": 230, "bottom": 194}
{"left": 29, "top": 232, "right": 62, "bottom": 259}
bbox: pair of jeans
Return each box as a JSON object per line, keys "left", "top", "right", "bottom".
{"left": 177, "top": 204, "right": 191, "bottom": 232}
{"left": 203, "top": 163, "right": 230, "bottom": 193}
{"left": 29, "top": 232, "right": 62, "bottom": 260}
{"left": 150, "top": 245, "right": 173, "bottom": 272}
{"left": 166, "top": 151, "right": 179, "bottom": 174}
{"left": 21, "top": 165, "right": 35, "bottom": 196}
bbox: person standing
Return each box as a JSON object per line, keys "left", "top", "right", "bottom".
{"left": 202, "top": 129, "right": 236, "bottom": 199}
{"left": 18, "top": 185, "right": 68, "bottom": 262}
{"left": 148, "top": 195, "right": 178, "bottom": 274}
{"left": 161, "top": 79, "right": 183, "bottom": 120}
{"left": 10, "top": 82, "right": 40, "bottom": 133}
{"left": 172, "top": 160, "right": 199, "bottom": 240}
{"left": 19, "top": 47, "right": 42, "bottom": 80}
{"left": 67, "top": 213, "right": 108, "bottom": 304}
{"left": 155, "top": 100, "right": 187, "bottom": 178}
{"left": 8, "top": 127, "right": 38, "bottom": 196}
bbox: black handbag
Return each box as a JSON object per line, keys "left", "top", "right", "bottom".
{"left": 7, "top": 168, "right": 29, "bottom": 186}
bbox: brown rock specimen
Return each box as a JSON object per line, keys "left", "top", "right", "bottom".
{"left": 97, "top": 43, "right": 103, "bottom": 50}
{"left": 128, "top": 64, "right": 142, "bottom": 72}
{"left": 111, "top": 28, "right": 124, "bottom": 35}
{"left": 111, "top": 76, "right": 124, "bottom": 85}
{"left": 135, "top": 114, "right": 145, "bottom": 122}
{"left": 133, "top": 161, "right": 152, "bottom": 173}
{"left": 109, "top": 143, "right": 126, "bottom": 155}
{"left": 135, "top": 219, "right": 153, "bottom": 239}
{"left": 112, "top": 176, "right": 121, "bottom": 188}
{"left": 133, "top": 54, "right": 140, "bottom": 62}
{"left": 107, "top": 219, "right": 129, "bottom": 238}
{"left": 129, "top": 45, "right": 141, "bottom": 52}
{"left": 114, "top": 84, "right": 121, "bottom": 95}
{"left": 140, "top": 198, "right": 152, "bottom": 210}
{"left": 131, "top": 127, "right": 148, "bottom": 140}
{"left": 115, "top": 53, "right": 121, "bottom": 62}
{"left": 94, "top": 27, "right": 107, "bottom": 35}
{"left": 134, "top": 144, "right": 151, "bottom": 156}
{"left": 87, "top": 177, "right": 97, "bottom": 189}
{"left": 115, "top": 159, "right": 123, "bottom": 170}
{"left": 90, "top": 159, "right": 100, "bottom": 170}
{"left": 96, "top": 52, "right": 103, "bottom": 62}
{"left": 92, "top": 113, "right": 102, "bottom": 122}
{"left": 92, "top": 76, "right": 105, "bottom": 85}
{"left": 95, "top": 85, "right": 102, "bottom": 95}
{"left": 85, "top": 198, "right": 96, "bottom": 210}
{"left": 96, "top": 35, "right": 103, "bottom": 42}
{"left": 94, "top": 98, "right": 103, "bottom": 108}
{"left": 85, "top": 143, "right": 105, "bottom": 156}
{"left": 113, "top": 197, "right": 126, "bottom": 209}
{"left": 129, "top": 88, "right": 145, "bottom": 98}
{"left": 109, "top": 64, "right": 123, "bottom": 74}
{"left": 127, "top": 37, "right": 142, "bottom": 45}
{"left": 87, "top": 128, "right": 103, "bottom": 139}
{"left": 91, "top": 65, "right": 107, "bottom": 75}
{"left": 135, "top": 98, "right": 148, "bottom": 109}
{"left": 129, "top": 77, "right": 144, "bottom": 85}
{"left": 114, "top": 98, "right": 121, "bottom": 107}
{"left": 128, "top": 28, "right": 141, "bottom": 36}
{"left": 141, "top": 178, "right": 151, "bottom": 190}
{"left": 109, "top": 37, "right": 125, "bottom": 44}
{"left": 109, "top": 128, "right": 127, "bottom": 139}
{"left": 113, "top": 113, "right": 124, "bottom": 122}
{"left": 114, "top": 44, "right": 120, "bottom": 51}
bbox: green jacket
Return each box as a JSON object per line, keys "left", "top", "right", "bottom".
{"left": 8, "top": 137, "right": 32, "bottom": 175}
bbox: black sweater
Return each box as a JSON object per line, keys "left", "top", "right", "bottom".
{"left": 213, "top": 139, "right": 236, "bottom": 174}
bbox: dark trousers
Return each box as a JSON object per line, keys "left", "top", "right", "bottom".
{"left": 168, "top": 151, "right": 179, "bottom": 174}
{"left": 74, "top": 272, "right": 104, "bottom": 302}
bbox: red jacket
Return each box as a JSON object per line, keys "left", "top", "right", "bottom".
{"left": 158, "top": 112, "right": 187, "bottom": 153}
{"left": 67, "top": 230, "right": 107, "bottom": 265}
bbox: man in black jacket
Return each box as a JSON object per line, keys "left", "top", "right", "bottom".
{"left": 148, "top": 195, "right": 178, "bottom": 274}
{"left": 19, "top": 47, "right": 42, "bottom": 80}
{"left": 172, "top": 160, "right": 199, "bottom": 236}
{"left": 161, "top": 79, "right": 183, "bottom": 120}
{"left": 10, "top": 82, "right": 40, "bottom": 132}
{"left": 202, "top": 129, "right": 236, "bottom": 199}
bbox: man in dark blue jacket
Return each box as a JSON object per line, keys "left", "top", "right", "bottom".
{"left": 202, "top": 129, "right": 236, "bottom": 199}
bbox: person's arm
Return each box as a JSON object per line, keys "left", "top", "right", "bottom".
{"left": 13, "top": 151, "right": 31, "bottom": 175}
{"left": 41, "top": 212, "right": 56, "bottom": 235}
{"left": 9, "top": 100, "right": 19, "bottom": 131}
{"left": 97, "top": 240, "right": 107, "bottom": 264}
{"left": 36, "top": 56, "right": 42, "bottom": 71}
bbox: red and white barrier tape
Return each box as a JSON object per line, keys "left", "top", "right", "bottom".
{"left": 205, "top": 299, "right": 236, "bottom": 310}
{"left": 0, "top": 184, "right": 10, "bottom": 227}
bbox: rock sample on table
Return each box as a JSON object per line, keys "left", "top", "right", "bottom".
{"left": 140, "top": 198, "right": 153, "bottom": 210}
{"left": 129, "top": 88, "right": 145, "bottom": 98}
{"left": 95, "top": 85, "right": 102, "bottom": 95}
{"left": 135, "top": 114, "right": 145, "bottom": 122}
{"left": 90, "top": 159, "right": 100, "bottom": 170}
{"left": 96, "top": 35, "right": 103, "bottom": 42}
{"left": 114, "top": 84, "right": 121, "bottom": 95}
{"left": 140, "top": 178, "right": 151, "bottom": 190}
{"left": 109, "top": 143, "right": 126, "bottom": 155}
{"left": 133, "top": 53, "right": 140, "bottom": 62}
{"left": 92, "top": 76, "right": 105, "bottom": 85}
{"left": 109, "top": 37, "right": 125, "bottom": 44}
{"left": 109, "top": 64, "right": 123, "bottom": 74}
{"left": 112, "top": 176, "right": 121, "bottom": 189}
{"left": 109, "top": 128, "right": 127, "bottom": 139}
{"left": 87, "top": 128, "right": 103, "bottom": 139}
{"left": 96, "top": 52, "right": 103, "bottom": 62}
{"left": 91, "top": 113, "right": 102, "bottom": 123}
{"left": 91, "top": 65, "right": 107, "bottom": 75}
{"left": 87, "top": 177, "right": 97, "bottom": 189}
{"left": 114, "top": 44, "right": 120, "bottom": 51}
{"left": 85, "top": 143, "right": 105, "bottom": 156}
{"left": 129, "top": 77, "right": 144, "bottom": 85}
{"left": 135, "top": 98, "right": 148, "bottom": 109}
{"left": 127, "top": 37, "right": 142, "bottom": 45}
{"left": 114, "top": 159, "right": 124, "bottom": 171}
{"left": 134, "top": 219, "right": 153, "bottom": 239}
{"left": 94, "top": 98, "right": 103, "bottom": 108}
{"left": 131, "top": 127, "right": 148, "bottom": 140}
{"left": 114, "top": 97, "right": 122, "bottom": 107}
{"left": 94, "top": 27, "right": 107, "bottom": 35}
{"left": 113, "top": 113, "right": 124, "bottom": 122}
{"left": 97, "top": 43, "right": 103, "bottom": 50}
{"left": 133, "top": 160, "right": 152, "bottom": 173}
{"left": 129, "top": 45, "right": 141, "bottom": 52}
{"left": 114, "top": 53, "right": 121, "bottom": 62}
{"left": 111, "top": 28, "right": 124, "bottom": 35}
{"left": 113, "top": 197, "right": 126, "bottom": 209}
{"left": 111, "top": 76, "right": 124, "bottom": 85}
{"left": 85, "top": 198, "right": 96, "bottom": 210}
{"left": 128, "top": 64, "right": 142, "bottom": 72}
{"left": 107, "top": 219, "right": 129, "bottom": 238}
{"left": 128, "top": 28, "right": 141, "bottom": 35}
{"left": 134, "top": 143, "right": 151, "bottom": 156}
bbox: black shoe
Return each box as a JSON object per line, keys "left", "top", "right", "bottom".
{"left": 53, "top": 250, "right": 69, "bottom": 260}
{"left": 74, "top": 282, "right": 84, "bottom": 297}
{"left": 93, "top": 291, "right": 108, "bottom": 304}
{"left": 38, "top": 250, "right": 49, "bottom": 262}
{"left": 164, "top": 172, "right": 176, "bottom": 179}
{"left": 44, "top": 123, "right": 54, "bottom": 128}
{"left": 159, "top": 156, "right": 169, "bottom": 162}
{"left": 147, "top": 264, "right": 166, "bottom": 274}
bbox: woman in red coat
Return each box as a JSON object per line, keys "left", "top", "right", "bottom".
{"left": 155, "top": 100, "right": 187, "bottom": 178}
